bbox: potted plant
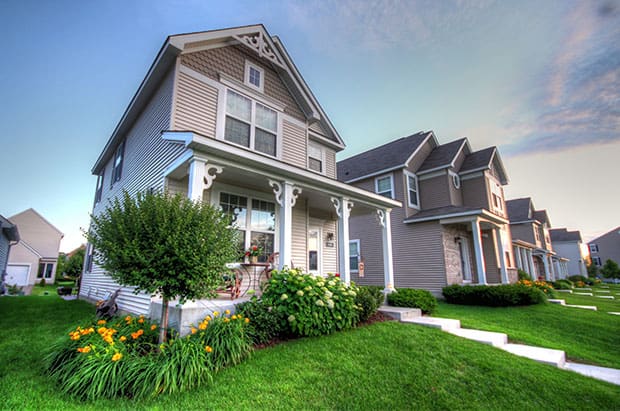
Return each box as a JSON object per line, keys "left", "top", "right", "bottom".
{"left": 245, "top": 245, "right": 261, "bottom": 264}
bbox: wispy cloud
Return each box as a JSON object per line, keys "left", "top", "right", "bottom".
{"left": 504, "top": 0, "right": 620, "bottom": 156}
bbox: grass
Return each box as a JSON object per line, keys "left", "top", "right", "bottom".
{"left": 436, "top": 296, "right": 620, "bottom": 368}
{"left": 560, "top": 284, "right": 620, "bottom": 312}
{"left": 1, "top": 297, "right": 618, "bottom": 410}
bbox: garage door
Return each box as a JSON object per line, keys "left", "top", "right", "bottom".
{"left": 6, "top": 265, "right": 30, "bottom": 286}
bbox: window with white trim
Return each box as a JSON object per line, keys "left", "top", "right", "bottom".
{"left": 405, "top": 172, "right": 420, "bottom": 209}
{"left": 349, "top": 240, "right": 360, "bottom": 272}
{"left": 308, "top": 142, "right": 324, "bottom": 173}
{"left": 450, "top": 171, "right": 461, "bottom": 189}
{"left": 94, "top": 171, "right": 104, "bottom": 204}
{"left": 375, "top": 175, "right": 394, "bottom": 198}
{"left": 219, "top": 192, "right": 275, "bottom": 262}
{"left": 490, "top": 181, "right": 503, "bottom": 213}
{"left": 85, "top": 244, "right": 95, "bottom": 272}
{"left": 111, "top": 141, "right": 125, "bottom": 186}
{"left": 592, "top": 256, "right": 602, "bottom": 266}
{"left": 589, "top": 244, "right": 599, "bottom": 253}
{"left": 244, "top": 61, "right": 264, "bottom": 92}
{"left": 225, "top": 89, "right": 278, "bottom": 157}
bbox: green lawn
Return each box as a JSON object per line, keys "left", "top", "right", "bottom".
{"left": 560, "top": 284, "right": 620, "bottom": 313}
{"left": 0, "top": 297, "right": 619, "bottom": 410}
{"left": 436, "top": 298, "right": 620, "bottom": 368}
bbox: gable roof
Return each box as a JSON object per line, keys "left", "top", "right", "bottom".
{"left": 93, "top": 24, "right": 345, "bottom": 174}
{"left": 459, "top": 146, "right": 509, "bottom": 184}
{"left": 533, "top": 209, "right": 550, "bottom": 226}
{"left": 9, "top": 208, "right": 64, "bottom": 237}
{"left": 506, "top": 198, "right": 533, "bottom": 222}
{"left": 337, "top": 131, "right": 434, "bottom": 182}
{"left": 417, "top": 138, "right": 469, "bottom": 173}
{"left": 588, "top": 226, "right": 620, "bottom": 244}
{"left": 549, "top": 228, "right": 582, "bottom": 242}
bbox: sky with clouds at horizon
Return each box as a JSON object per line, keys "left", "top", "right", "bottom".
{"left": 1, "top": 0, "right": 618, "bottom": 252}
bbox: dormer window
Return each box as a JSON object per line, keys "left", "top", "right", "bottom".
{"left": 308, "top": 142, "right": 324, "bottom": 173}
{"left": 375, "top": 175, "right": 394, "bottom": 199}
{"left": 244, "top": 61, "right": 264, "bottom": 92}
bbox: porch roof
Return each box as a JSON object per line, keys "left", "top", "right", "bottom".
{"left": 513, "top": 239, "right": 537, "bottom": 249}
{"left": 163, "top": 131, "right": 401, "bottom": 211}
{"left": 403, "top": 205, "right": 508, "bottom": 225}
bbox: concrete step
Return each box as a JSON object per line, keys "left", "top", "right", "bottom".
{"left": 548, "top": 299, "right": 566, "bottom": 305}
{"left": 608, "top": 312, "right": 620, "bottom": 315}
{"left": 574, "top": 288, "right": 592, "bottom": 291}
{"left": 596, "top": 295, "right": 615, "bottom": 299}
{"left": 564, "top": 362, "right": 620, "bottom": 386}
{"left": 378, "top": 306, "right": 422, "bottom": 321}
{"left": 595, "top": 290, "right": 610, "bottom": 293}
{"left": 565, "top": 304, "right": 597, "bottom": 310}
{"left": 500, "top": 343, "right": 566, "bottom": 368}
{"left": 556, "top": 290, "right": 573, "bottom": 293}
{"left": 448, "top": 328, "right": 507, "bottom": 347}
{"left": 402, "top": 316, "right": 461, "bottom": 331}
{"left": 574, "top": 292, "right": 593, "bottom": 296}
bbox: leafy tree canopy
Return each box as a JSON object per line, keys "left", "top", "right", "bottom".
{"left": 600, "top": 259, "right": 620, "bottom": 279}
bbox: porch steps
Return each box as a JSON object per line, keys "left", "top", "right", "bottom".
{"left": 401, "top": 316, "right": 461, "bottom": 331}
{"left": 548, "top": 299, "right": 566, "bottom": 305}
{"left": 378, "top": 306, "right": 421, "bottom": 321}
{"left": 500, "top": 344, "right": 566, "bottom": 368}
{"left": 447, "top": 328, "right": 507, "bottom": 347}
{"left": 564, "top": 304, "right": 597, "bottom": 310}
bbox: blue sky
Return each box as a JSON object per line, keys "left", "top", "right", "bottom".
{"left": 1, "top": 0, "right": 618, "bottom": 251}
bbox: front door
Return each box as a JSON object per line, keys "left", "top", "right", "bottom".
{"left": 308, "top": 227, "right": 322, "bottom": 276}
{"left": 458, "top": 238, "right": 472, "bottom": 282}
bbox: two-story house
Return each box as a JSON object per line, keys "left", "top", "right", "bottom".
{"left": 549, "top": 228, "right": 587, "bottom": 277}
{"left": 506, "top": 198, "right": 558, "bottom": 280}
{"left": 6, "top": 208, "right": 63, "bottom": 288}
{"left": 588, "top": 226, "right": 620, "bottom": 268}
{"left": 80, "top": 25, "right": 400, "bottom": 314}
{"left": 337, "top": 132, "right": 517, "bottom": 296}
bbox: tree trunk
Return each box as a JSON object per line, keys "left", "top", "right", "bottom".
{"left": 159, "top": 296, "right": 169, "bottom": 345}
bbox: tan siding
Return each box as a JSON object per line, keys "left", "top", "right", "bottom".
{"left": 180, "top": 46, "right": 305, "bottom": 121}
{"left": 461, "top": 175, "right": 489, "bottom": 209}
{"left": 6, "top": 242, "right": 42, "bottom": 285}
{"left": 408, "top": 140, "right": 434, "bottom": 171}
{"left": 325, "top": 148, "right": 336, "bottom": 179}
{"left": 291, "top": 200, "right": 307, "bottom": 270}
{"left": 419, "top": 174, "right": 451, "bottom": 210}
{"left": 282, "top": 120, "right": 306, "bottom": 168}
{"left": 8, "top": 210, "right": 62, "bottom": 259}
{"left": 309, "top": 121, "right": 327, "bottom": 136}
{"left": 165, "top": 176, "right": 188, "bottom": 197}
{"left": 173, "top": 71, "right": 218, "bottom": 137}
{"left": 81, "top": 68, "right": 183, "bottom": 315}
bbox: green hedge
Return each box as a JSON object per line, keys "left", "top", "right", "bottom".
{"left": 442, "top": 284, "right": 546, "bottom": 306}
{"left": 387, "top": 288, "right": 437, "bottom": 314}
{"left": 355, "top": 285, "right": 385, "bottom": 322}
{"left": 552, "top": 279, "right": 573, "bottom": 290}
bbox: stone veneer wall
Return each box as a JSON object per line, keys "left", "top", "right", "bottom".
{"left": 443, "top": 225, "right": 474, "bottom": 286}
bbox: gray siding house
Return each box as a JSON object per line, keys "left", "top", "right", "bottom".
{"left": 506, "top": 198, "right": 559, "bottom": 280}
{"left": 338, "top": 132, "right": 517, "bottom": 295}
{"left": 0, "top": 215, "right": 20, "bottom": 293}
{"left": 81, "top": 25, "right": 400, "bottom": 315}
{"left": 549, "top": 228, "right": 587, "bottom": 277}
{"left": 588, "top": 226, "right": 620, "bottom": 268}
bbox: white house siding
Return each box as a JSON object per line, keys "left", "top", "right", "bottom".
{"left": 553, "top": 242, "right": 587, "bottom": 276}
{"left": 173, "top": 71, "right": 218, "bottom": 137}
{"left": 81, "top": 68, "right": 183, "bottom": 315}
{"left": 321, "top": 219, "right": 338, "bottom": 274}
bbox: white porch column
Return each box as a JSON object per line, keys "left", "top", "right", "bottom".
{"left": 331, "top": 197, "right": 353, "bottom": 285}
{"left": 188, "top": 158, "right": 206, "bottom": 201}
{"left": 471, "top": 219, "right": 487, "bottom": 284}
{"left": 542, "top": 255, "right": 551, "bottom": 281}
{"left": 270, "top": 180, "right": 302, "bottom": 270}
{"left": 377, "top": 209, "right": 395, "bottom": 293}
{"left": 515, "top": 245, "right": 523, "bottom": 270}
{"left": 527, "top": 249, "right": 536, "bottom": 280}
{"left": 495, "top": 227, "right": 509, "bottom": 284}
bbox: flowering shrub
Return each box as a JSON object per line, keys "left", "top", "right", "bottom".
{"left": 517, "top": 279, "right": 556, "bottom": 298}
{"left": 261, "top": 268, "right": 360, "bottom": 337}
{"left": 45, "top": 312, "right": 251, "bottom": 400}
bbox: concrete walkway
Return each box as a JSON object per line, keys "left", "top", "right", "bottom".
{"left": 379, "top": 306, "right": 620, "bottom": 386}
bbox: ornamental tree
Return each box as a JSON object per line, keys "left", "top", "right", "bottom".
{"left": 87, "top": 191, "right": 238, "bottom": 343}
{"left": 600, "top": 259, "right": 620, "bottom": 279}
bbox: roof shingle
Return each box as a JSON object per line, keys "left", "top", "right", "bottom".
{"left": 549, "top": 228, "right": 582, "bottom": 242}
{"left": 459, "top": 147, "right": 496, "bottom": 173}
{"left": 418, "top": 138, "right": 467, "bottom": 172}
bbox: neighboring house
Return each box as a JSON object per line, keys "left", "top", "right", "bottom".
{"left": 80, "top": 25, "right": 400, "bottom": 314}
{"left": 6, "top": 208, "right": 63, "bottom": 287}
{"left": 506, "top": 198, "right": 557, "bottom": 281}
{"left": 588, "top": 226, "right": 620, "bottom": 267}
{"left": 1, "top": 215, "right": 20, "bottom": 292}
{"left": 549, "top": 228, "right": 588, "bottom": 277}
{"left": 337, "top": 132, "right": 517, "bottom": 296}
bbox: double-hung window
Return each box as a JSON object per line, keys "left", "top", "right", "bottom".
{"left": 589, "top": 244, "right": 599, "bottom": 253}
{"left": 111, "top": 141, "right": 125, "bottom": 185}
{"left": 225, "top": 90, "right": 277, "bottom": 157}
{"left": 308, "top": 142, "right": 324, "bottom": 173}
{"left": 375, "top": 175, "right": 394, "bottom": 198}
{"left": 592, "top": 256, "right": 602, "bottom": 266}
{"left": 349, "top": 240, "right": 361, "bottom": 272}
{"left": 94, "top": 171, "right": 104, "bottom": 204}
{"left": 490, "top": 181, "right": 504, "bottom": 213}
{"left": 405, "top": 171, "right": 420, "bottom": 209}
{"left": 219, "top": 192, "right": 276, "bottom": 262}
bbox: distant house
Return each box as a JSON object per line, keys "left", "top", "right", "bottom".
{"left": 80, "top": 25, "right": 399, "bottom": 315}
{"left": 506, "top": 198, "right": 559, "bottom": 280}
{"left": 6, "top": 208, "right": 63, "bottom": 287}
{"left": 338, "top": 132, "right": 517, "bottom": 295}
{"left": 588, "top": 226, "right": 620, "bottom": 268}
{"left": 1, "top": 215, "right": 20, "bottom": 292}
{"left": 549, "top": 228, "right": 588, "bottom": 277}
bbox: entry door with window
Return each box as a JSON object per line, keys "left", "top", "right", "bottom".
{"left": 458, "top": 238, "right": 472, "bottom": 282}
{"left": 308, "top": 227, "right": 322, "bottom": 275}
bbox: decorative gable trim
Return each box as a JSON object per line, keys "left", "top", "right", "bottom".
{"left": 233, "top": 32, "right": 287, "bottom": 69}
